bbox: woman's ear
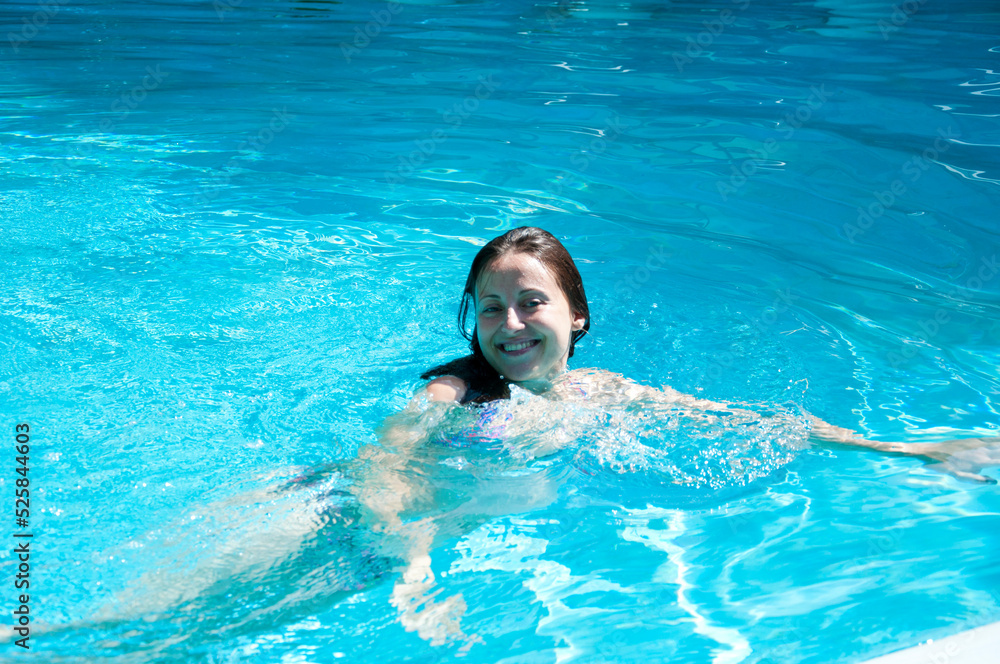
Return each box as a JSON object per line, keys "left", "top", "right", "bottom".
{"left": 571, "top": 311, "right": 586, "bottom": 331}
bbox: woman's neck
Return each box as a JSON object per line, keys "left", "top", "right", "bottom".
{"left": 508, "top": 363, "right": 569, "bottom": 395}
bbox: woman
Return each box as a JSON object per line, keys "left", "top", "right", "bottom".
{"left": 355, "top": 226, "right": 998, "bottom": 649}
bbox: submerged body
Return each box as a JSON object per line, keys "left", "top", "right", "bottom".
{"left": 356, "top": 365, "right": 1000, "bottom": 648}
{"left": 76, "top": 366, "right": 998, "bottom": 655}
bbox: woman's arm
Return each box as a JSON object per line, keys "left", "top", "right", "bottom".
{"left": 803, "top": 416, "right": 1000, "bottom": 483}
{"left": 804, "top": 416, "right": 904, "bottom": 452}
{"left": 352, "top": 382, "right": 480, "bottom": 648}
{"left": 623, "top": 376, "right": 999, "bottom": 484}
{"left": 353, "top": 376, "right": 466, "bottom": 528}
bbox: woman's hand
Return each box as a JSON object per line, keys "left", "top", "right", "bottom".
{"left": 388, "top": 517, "right": 484, "bottom": 651}
{"left": 808, "top": 415, "right": 1000, "bottom": 484}
{"left": 883, "top": 437, "right": 1000, "bottom": 484}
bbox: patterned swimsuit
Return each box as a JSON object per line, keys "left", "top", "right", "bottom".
{"left": 434, "top": 400, "right": 512, "bottom": 451}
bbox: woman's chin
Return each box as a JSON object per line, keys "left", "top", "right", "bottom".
{"left": 497, "top": 364, "right": 536, "bottom": 382}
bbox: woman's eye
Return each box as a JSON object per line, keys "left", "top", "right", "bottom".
{"left": 524, "top": 300, "right": 541, "bottom": 308}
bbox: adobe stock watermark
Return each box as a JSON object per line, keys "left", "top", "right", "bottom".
{"left": 544, "top": 115, "right": 625, "bottom": 197}
{"left": 6, "top": 0, "right": 71, "bottom": 54}
{"left": 106, "top": 66, "right": 170, "bottom": 127}
{"left": 340, "top": 1, "right": 402, "bottom": 62}
{"left": 757, "top": 620, "right": 815, "bottom": 664}
{"left": 853, "top": 492, "right": 907, "bottom": 560}
{"left": 760, "top": 590, "right": 1000, "bottom": 663}
{"left": 213, "top": 0, "right": 243, "bottom": 20}
{"left": 49, "top": 65, "right": 170, "bottom": 176}
{"left": 878, "top": 0, "right": 928, "bottom": 40}
{"left": 843, "top": 126, "right": 959, "bottom": 244}
{"left": 206, "top": 649, "right": 244, "bottom": 664}
{"left": 541, "top": 0, "right": 573, "bottom": 30}
{"left": 717, "top": 84, "right": 830, "bottom": 202}
{"left": 613, "top": 244, "right": 674, "bottom": 298}
{"left": 672, "top": 0, "right": 751, "bottom": 73}
{"left": 908, "top": 590, "right": 1000, "bottom": 664}
{"left": 887, "top": 255, "right": 998, "bottom": 368}
{"left": 700, "top": 287, "right": 799, "bottom": 388}
{"left": 383, "top": 75, "right": 497, "bottom": 189}
{"left": 195, "top": 107, "right": 291, "bottom": 206}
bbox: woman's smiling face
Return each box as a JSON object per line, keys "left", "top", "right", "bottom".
{"left": 475, "top": 253, "right": 586, "bottom": 386}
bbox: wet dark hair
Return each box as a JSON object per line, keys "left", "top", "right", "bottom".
{"left": 421, "top": 226, "right": 590, "bottom": 404}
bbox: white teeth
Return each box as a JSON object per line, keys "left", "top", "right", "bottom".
{"left": 502, "top": 340, "right": 536, "bottom": 352}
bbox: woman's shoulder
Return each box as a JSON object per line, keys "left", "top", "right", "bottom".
{"left": 424, "top": 375, "right": 468, "bottom": 403}
{"left": 421, "top": 355, "right": 509, "bottom": 404}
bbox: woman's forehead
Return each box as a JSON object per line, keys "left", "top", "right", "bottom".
{"left": 477, "top": 254, "right": 558, "bottom": 296}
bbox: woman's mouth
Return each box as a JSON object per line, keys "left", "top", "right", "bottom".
{"left": 498, "top": 339, "right": 540, "bottom": 356}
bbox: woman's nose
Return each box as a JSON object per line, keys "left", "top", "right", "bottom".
{"left": 503, "top": 307, "right": 525, "bottom": 330}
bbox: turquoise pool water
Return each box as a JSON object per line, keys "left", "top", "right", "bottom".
{"left": 2, "top": 0, "right": 999, "bottom": 661}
